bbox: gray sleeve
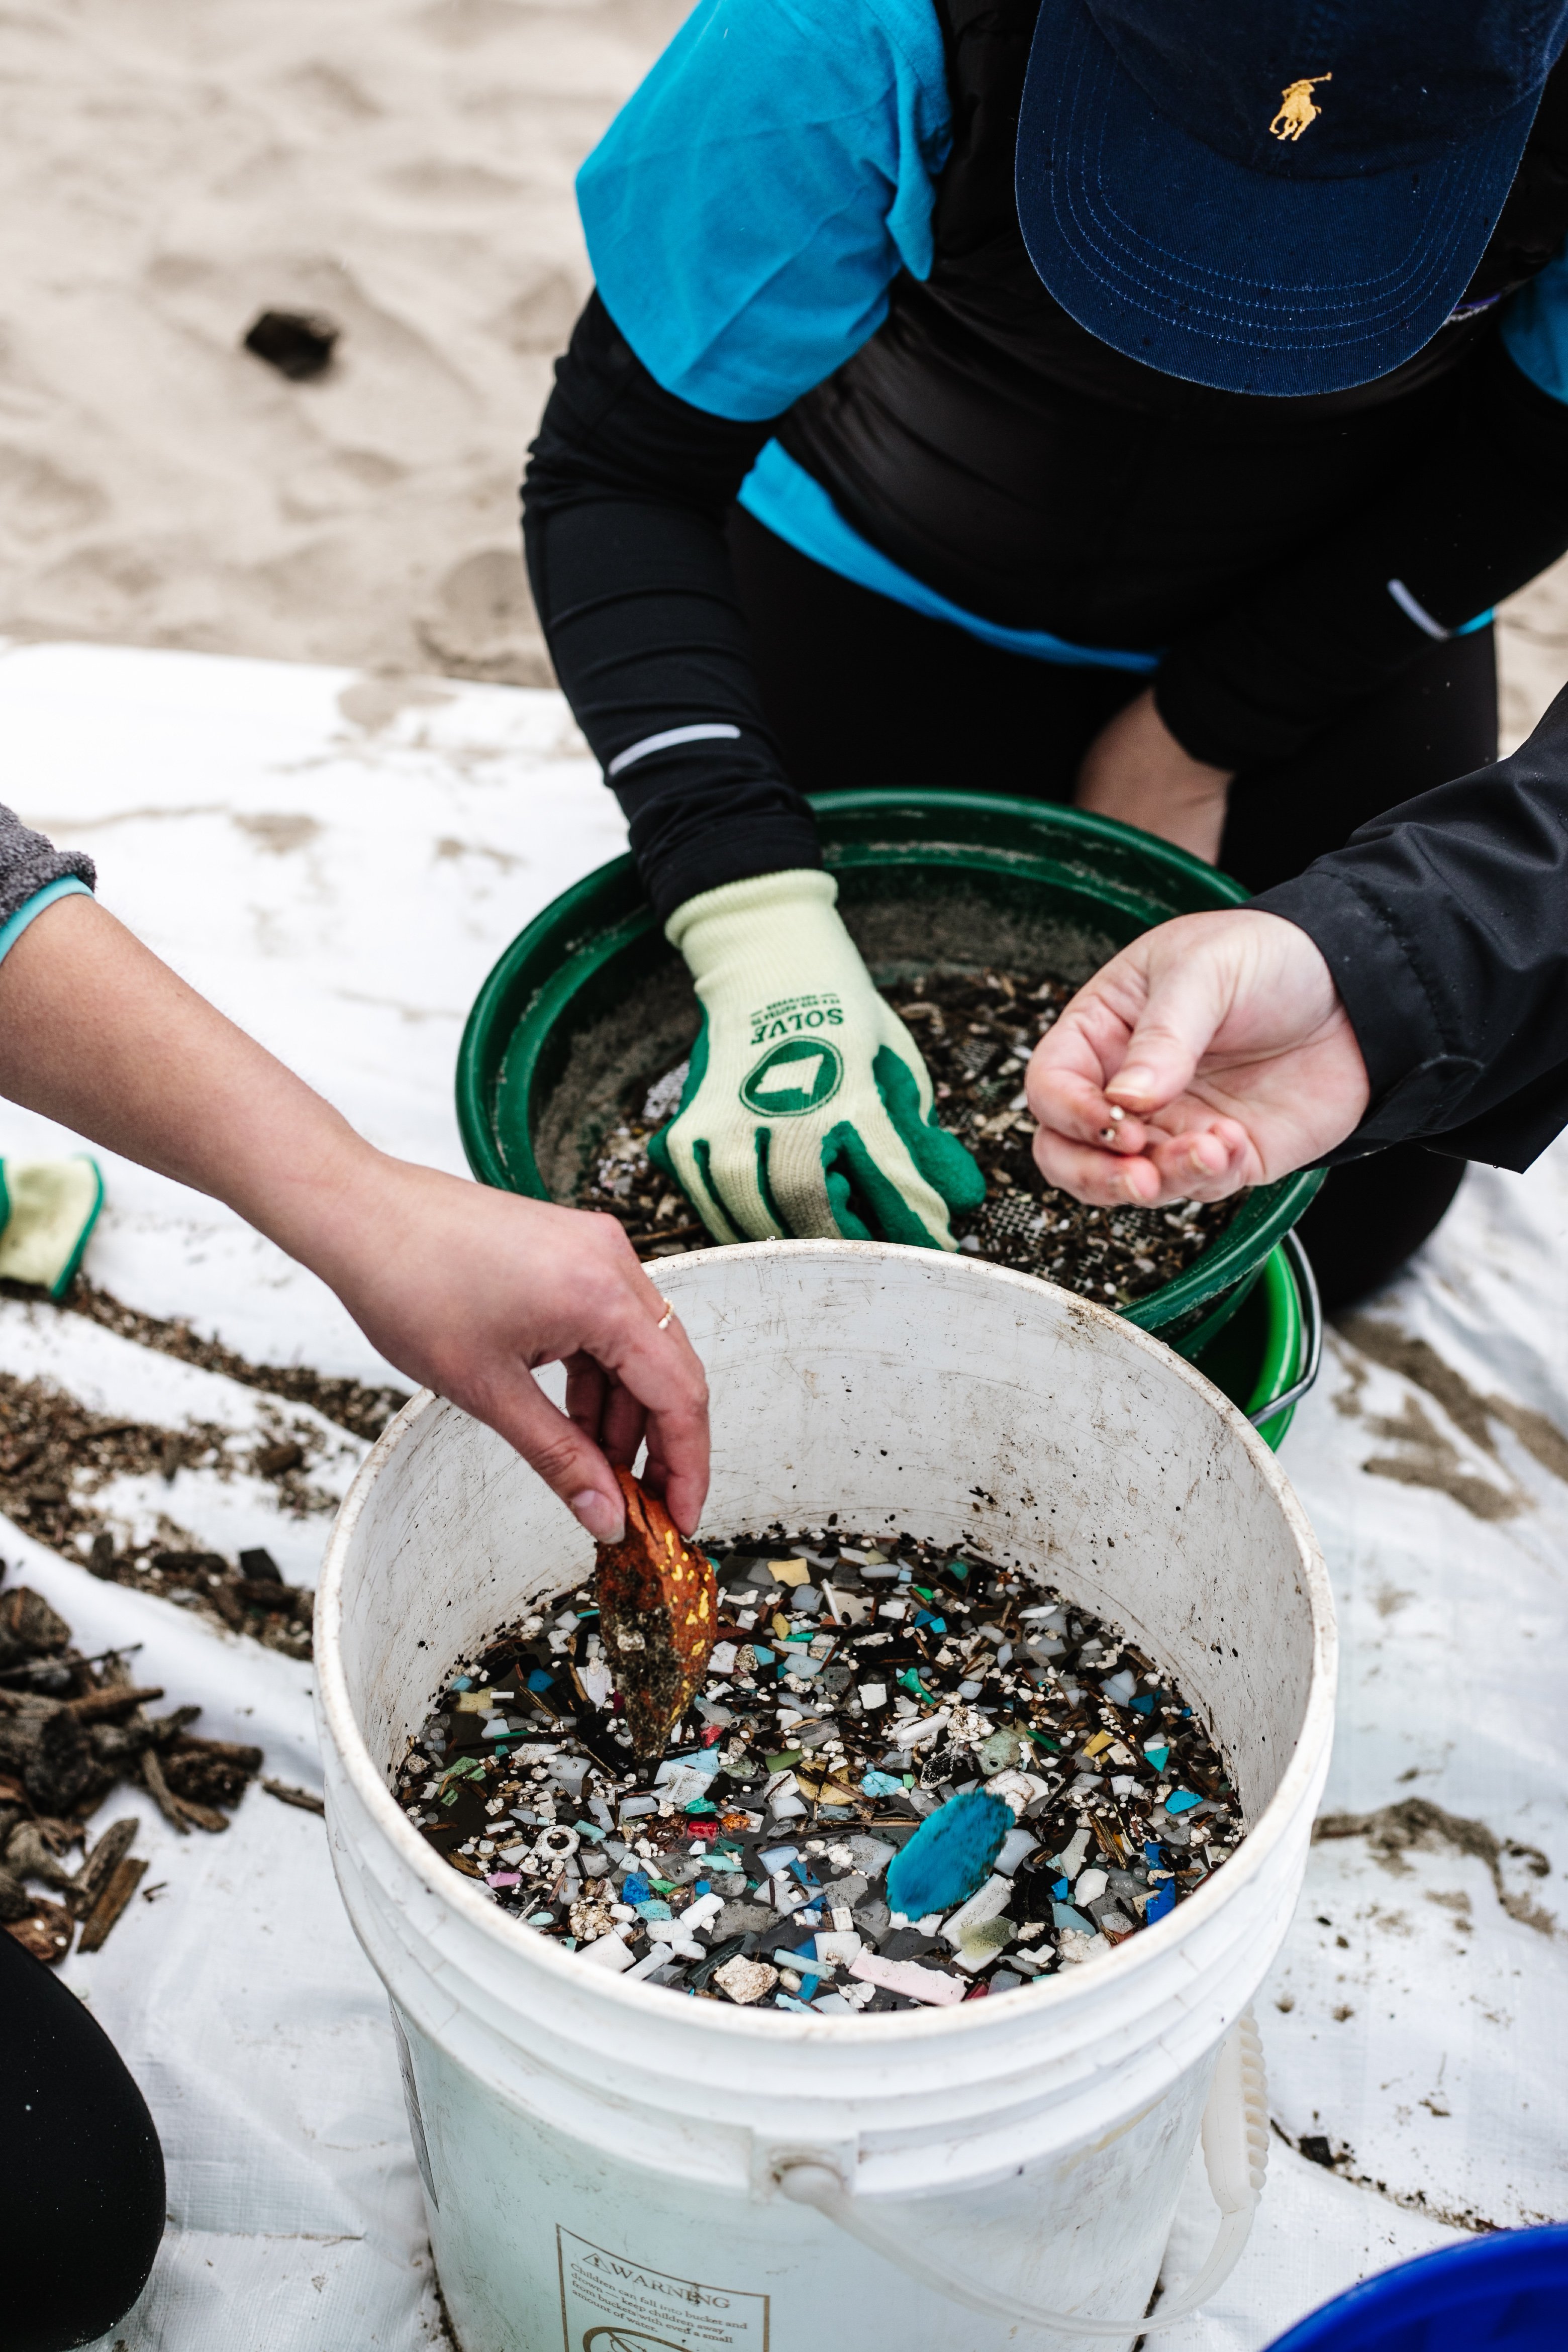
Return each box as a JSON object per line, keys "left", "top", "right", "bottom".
{"left": 0, "top": 802, "right": 95, "bottom": 929}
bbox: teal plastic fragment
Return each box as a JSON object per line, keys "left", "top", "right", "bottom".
{"left": 1164, "top": 1789, "right": 1201, "bottom": 1815}
{"left": 886, "top": 1787, "right": 1012, "bottom": 1919}
{"left": 1052, "top": 1901, "right": 1096, "bottom": 1935}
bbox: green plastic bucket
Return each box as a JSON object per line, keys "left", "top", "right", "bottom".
{"left": 1192, "top": 1233, "right": 1316, "bottom": 1450}
{"left": 457, "top": 790, "right": 1323, "bottom": 1352}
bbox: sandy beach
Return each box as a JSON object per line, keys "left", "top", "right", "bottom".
{"left": 0, "top": 0, "right": 685, "bottom": 688}
{"left": 2, "top": 0, "right": 1565, "bottom": 739}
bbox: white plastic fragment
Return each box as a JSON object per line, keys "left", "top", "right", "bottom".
{"left": 708, "top": 1642, "right": 738, "bottom": 1675}
{"left": 940, "top": 1875, "right": 1012, "bottom": 1947}
{"left": 986, "top": 1768, "right": 1051, "bottom": 1818}
{"left": 1075, "top": 1867, "right": 1109, "bottom": 1905}
{"left": 848, "top": 1951, "right": 965, "bottom": 2006}
{"left": 1054, "top": 1826, "right": 1092, "bottom": 1877}
{"left": 996, "top": 1828, "right": 1039, "bottom": 1875}
{"left": 814, "top": 1930, "right": 863, "bottom": 1969}
{"left": 577, "top": 1929, "right": 634, "bottom": 1973}
{"left": 891, "top": 1709, "right": 951, "bottom": 1750}
{"left": 713, "top": 1955, "right": 778, "bottom": 2004}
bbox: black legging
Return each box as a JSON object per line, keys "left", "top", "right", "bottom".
{"left": 729, "top": 506, "right": 1485, "bottom": 1309}
{"left": 0, "top": 1928, "right": 165, "bottom": 2349}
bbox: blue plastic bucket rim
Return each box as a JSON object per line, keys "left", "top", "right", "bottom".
{"left": 1262, "top": 2223, "right": 1568, "bottom": 2352}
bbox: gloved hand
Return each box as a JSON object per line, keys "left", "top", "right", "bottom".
{"left": 648, "top": 870, "right": 985, "bottom": 1248}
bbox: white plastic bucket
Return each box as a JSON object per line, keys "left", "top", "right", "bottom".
{"left": 317, "top": 1243, "right": 1334, "bottom": 2352}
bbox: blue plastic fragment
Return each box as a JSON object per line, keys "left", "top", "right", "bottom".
{"left": 757, "top": 1844, "right": 799, "bottom": 1871}
{"left": 694, "top": 1879, "right": 711, "bottom": 1895}
{"left": 1143, "top": 1842, "right": 1163, "bottom": 1869}
{"left": 774, "top": 1993, "right": 814, "bottom": 2012}
{"left": 751, "top": 1645, "right": 776, "bottom": 1664}
{"left": 1164, "top": 1789, "right": 1202, "bottom": 1815}
{"left": 860, "top": 1770, "right": 904, "bottom": 1797}
{"left": 450, "top": 1676, "right": 472, "bottom": 1691}
{"left": 886, "top": 1787, "right": 1012, "bottom": 1920}
{"left": 1132, "top": 1693, "right": 1154, "bottom": 1714}
{"left": 1052, "top": 1877, "right": 1070, "bottom": 1899}
{"left": 635, "top": 1899, "right": 672, "bottom": 1921}
{"left": 623, "top": 1873, "right": 651, "bottom": 1905}
{"left": 526, "top": 1669, "right": 554, "bottom": 1693}
{"left": 1051, "top": 1901, "right": 1096, "bottom": 1936}
{"left": 1144, "top": 1881, "right": 1177, "bottom": 1924}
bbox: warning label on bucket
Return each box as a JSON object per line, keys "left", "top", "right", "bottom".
{"left": 556, "top": 2227, "right": 770, "bottom": 2351}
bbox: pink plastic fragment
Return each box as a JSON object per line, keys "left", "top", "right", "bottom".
{"left": 486, "top": 1872, "right": 522, "bottom": 1888}
{"left": 848, "top": 1950, "right": 965, "bottom": 2007}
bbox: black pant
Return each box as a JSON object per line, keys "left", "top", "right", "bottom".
{"left": 729, "top": 507, "right": 1485, "bottom": 1307}
{"left": 0, "top": 1928, "right": 165, "bottom": 2350}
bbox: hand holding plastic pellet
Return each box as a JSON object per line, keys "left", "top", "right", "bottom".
{"left": 594, "top": 1465, "right": 717, "bottom": 1753}
{"left": 649, "top": 870, "right": 985, "bottom": 1247}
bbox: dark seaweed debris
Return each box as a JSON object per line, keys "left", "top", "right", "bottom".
{"left": 0, "top": 1572, "right": 262, "bottom": 1965}
{"left": 576, "top": 967, "right": 1239, "bottom": 1301}
{"left": 395, "top": 1529, "right": 1242, "bottom": 2012}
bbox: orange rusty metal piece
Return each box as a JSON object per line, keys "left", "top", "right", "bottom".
{"left": 595, "top": 1467, "right": 717, "bottom": 1756}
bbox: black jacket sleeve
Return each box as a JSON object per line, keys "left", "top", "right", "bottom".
{"left": 521, "top": 294, "right": 821, "bottom": 923}
{"left": 1254, "top": 681, "right": 1568, "bottom": 1170}
{"left": 1154, "top": 336, "right": 1568, "bottom": 773}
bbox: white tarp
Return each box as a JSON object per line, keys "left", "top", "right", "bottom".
{"left": 1, "top": 641, "right": 1561, "bottom": 2350}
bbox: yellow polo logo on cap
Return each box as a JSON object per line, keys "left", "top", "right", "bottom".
{"left": 1270, "top": 73, "right": 1331, "bottom": 141}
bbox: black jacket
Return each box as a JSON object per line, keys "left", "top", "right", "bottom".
{"left": 1260, "top": 685, "right": 1568, "bottom": 1170}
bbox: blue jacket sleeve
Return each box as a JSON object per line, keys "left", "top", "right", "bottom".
{"left": 576, "top": 0, "right": 951, "bottom": 420}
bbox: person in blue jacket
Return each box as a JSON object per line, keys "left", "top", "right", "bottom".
{"left": 524, "top": 0, "right": 1568, "bottom": 1305}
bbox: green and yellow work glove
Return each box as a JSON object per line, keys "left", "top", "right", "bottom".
{"left": 648, "top": 870, "right": 985, "bottom": 1248}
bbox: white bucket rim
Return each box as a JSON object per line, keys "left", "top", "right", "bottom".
{"left": 316, "top": 1240, "right": 1334, "bottom": 2044}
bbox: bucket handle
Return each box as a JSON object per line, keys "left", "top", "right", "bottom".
{"left": 777, "top": 2007, "right": 1267, "bottom": 2339}
{"left": 1247, "top": 1231, "right": 1321, "bottom": 1431}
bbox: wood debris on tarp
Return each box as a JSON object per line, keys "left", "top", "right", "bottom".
{"left": 0, "top": 1569, "right": 262, "bottom": 1962}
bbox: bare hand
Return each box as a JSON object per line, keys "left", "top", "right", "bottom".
{"left": 1075, "top": 687, "right": 1234, "bottom": 863}
{"left": 316, "top": 1173, "right": 710, "bottom": 1542}
{"left": 1025, "top": 909, "right": 1370, "bottom": 1206}
{"left": 0, "top": 894, "right": 710, "bottom": 1540}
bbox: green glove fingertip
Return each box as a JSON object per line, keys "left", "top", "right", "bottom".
{"left": 823, "top": 1121, "right": 954, "bottom": 1251}
{"left": 873, "top": 1047, "right": 987, "bottom": 1213}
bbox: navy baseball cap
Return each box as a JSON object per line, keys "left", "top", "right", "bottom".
{"left": 1016, "top": 0, "right": 1568, "bottom": 396}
